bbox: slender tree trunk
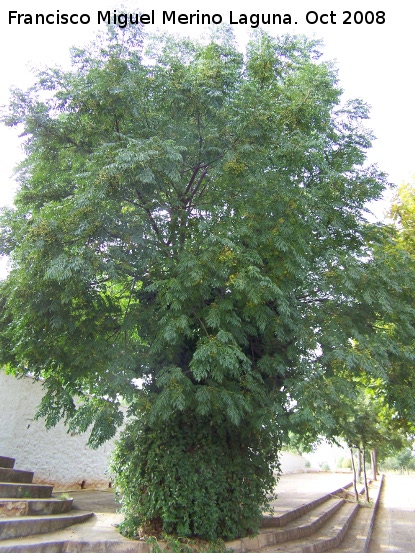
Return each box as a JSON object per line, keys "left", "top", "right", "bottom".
{"left": 370, "top": 448, "right": 378, "bottom": 481}
{"left": 356, "top": 448, "right": 362, "bottom": 481}
{"left": 362, "top": 447, "right": 369, "bottom": 502}
{"left": 350, "top": 448, "right": 358, "bottom": 502}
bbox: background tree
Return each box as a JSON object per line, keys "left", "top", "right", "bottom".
{"left": 381, "top": 448, "right": 415, "bottom": 473}
{"left": 1, "top": 25, "right": 414, "bottom": 540}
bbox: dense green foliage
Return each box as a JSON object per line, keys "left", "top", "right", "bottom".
{"left": 111, "top": 411, "right": 279, "bottom": 540}
{"left": 1, "top": 24, "right": 414, "bottom": 540}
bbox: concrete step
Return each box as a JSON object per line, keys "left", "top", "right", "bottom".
{"left": 0, "top": 457, "right": 96, "bottom": 551}
{"left": 236, "top": 480, "right": 378, "bottom": 553}
{"left": 0, "top": 512, "right": 144, "bottom": 553}
{"left": 240, "top": 500, "right": 360, "bottom": 553}
{"left": 331, "top": 502, "right": 373, "bottom": 553}
{"left": 0, "top": 483, "right": 53, "bottom": 500}
{"left": 233, "top": 480, "right": 382, "bottom": 553}
{"left": 0, "top": 542, "right": 145, "bottom": 553}
{"left": 261, "top": 482, "right": 353, "bottom": 529}
{"left": 257, "top": 497, "right": 345, "bottom": 545}
{"left": 0, "top": 469, "right": 34, "bottom": 484}
{"left": 0, "top": 498, "right": 73, "bottom": 517}
{"left": 0, "top": 511, "right": 94, "bottom": 541}
{"left": 331, "top": 477, "right": 383, "bottom": 553}
{"left": 0, "top": 459, "right": 15, "bottom": 470}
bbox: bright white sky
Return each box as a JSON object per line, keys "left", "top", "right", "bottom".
{"left": 0, "top": 0, "right": 414, "bottom": 217}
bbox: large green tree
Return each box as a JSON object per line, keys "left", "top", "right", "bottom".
{"left": 1, "top": 25, "right": 413, "bottom": 540}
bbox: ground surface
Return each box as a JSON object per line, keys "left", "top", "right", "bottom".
{"left": 6, "top": 472, "right": 415, "bottom": 551}
{"left": 368, "top": 473, "right": 415, "bottom": 553}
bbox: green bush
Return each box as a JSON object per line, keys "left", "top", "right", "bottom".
{"left": 341, "top": 458, "right": 352, "bottom": 469}
{"left": 111, "top": 412, "right": 280, "bottom": 542}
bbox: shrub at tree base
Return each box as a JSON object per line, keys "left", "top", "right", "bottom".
{"left": 111, "top": 412, "right": 279, "bottom": 541}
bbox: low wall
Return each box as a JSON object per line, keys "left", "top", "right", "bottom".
{"left": 0, "top": 370, "right": 123, "bottom": 491}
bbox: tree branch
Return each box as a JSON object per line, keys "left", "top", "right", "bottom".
{"left": 133, "top": 190, "right": 166, "bottom": 245}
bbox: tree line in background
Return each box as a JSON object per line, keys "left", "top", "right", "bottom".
{"left": 0, "top": 23, "right": 414, "bottom": 542}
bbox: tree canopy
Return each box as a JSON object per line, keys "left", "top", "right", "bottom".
{"left": 1, "top": 25, "right": 414, "bottom": 540}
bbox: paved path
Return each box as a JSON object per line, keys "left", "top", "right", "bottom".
{"left": 369, "top": 474, "right": 415, "bottom": 553}
{"left": 70, "top": 489, "right": 120, "bottom": 513}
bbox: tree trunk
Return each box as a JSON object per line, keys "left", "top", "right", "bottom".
{"left": 362, "top": 447, "right": 369, "bottom": 502}
{"left": 370, "top": 448, "right": 378, "bottom": 481}
{"left": 356, "top": 448, "right": 362, "bottom": 481}
{"left": 350, "top": 448, "right": 359, "bottom": 502}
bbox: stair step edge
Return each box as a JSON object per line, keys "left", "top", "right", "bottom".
{"left": 0, "top": 483, "right": 54, "bottom": 499}
{"left": 0, "top": 536, "right": 148, "bottom": 553}
{"left": 261, "top": 481, "right": 353, "bottom": 528}
{"left": 0, "top": 511, "right": 93, "bottom": 524}
{"left": 0, "top": 459, "right": 15, "bottom": 470}
{"left": 0, "top": 469, "right": 34, "bottom": 484}
{"left": 333, "top": 475, "right": 384, "bottom": 553}
{"left": 258, "top": 497, "right": 345, "bottom": 545}
{"left": 294, "top": 502, "right": 361, "bottom": 553}
{"left": 228, "top": 501, "right": 360, "bottom": 553}
{"left": 0, "top": 498, "right": 73, "bottom": 517}
{"left": 0, "top": 512, "right": 94, "bottom": 541}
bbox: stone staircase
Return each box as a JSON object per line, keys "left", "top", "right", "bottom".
{"left": 0, "top": 458, "right": 382, "bottom": 553}
{"left": 227, "top": 478, "right": 383, "bottom": 553}
{"left": 0, "top": 456, "right": 93, "bottom": 550}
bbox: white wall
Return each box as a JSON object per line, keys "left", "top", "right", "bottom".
{"left": 279, "top": 451, "right": 308, "bottom": 474}
{"left": 306, "top": 441, "right": 350, "bottom": 471}
{"left": 0, "top": 370, "right": 124, "bottom": 491}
